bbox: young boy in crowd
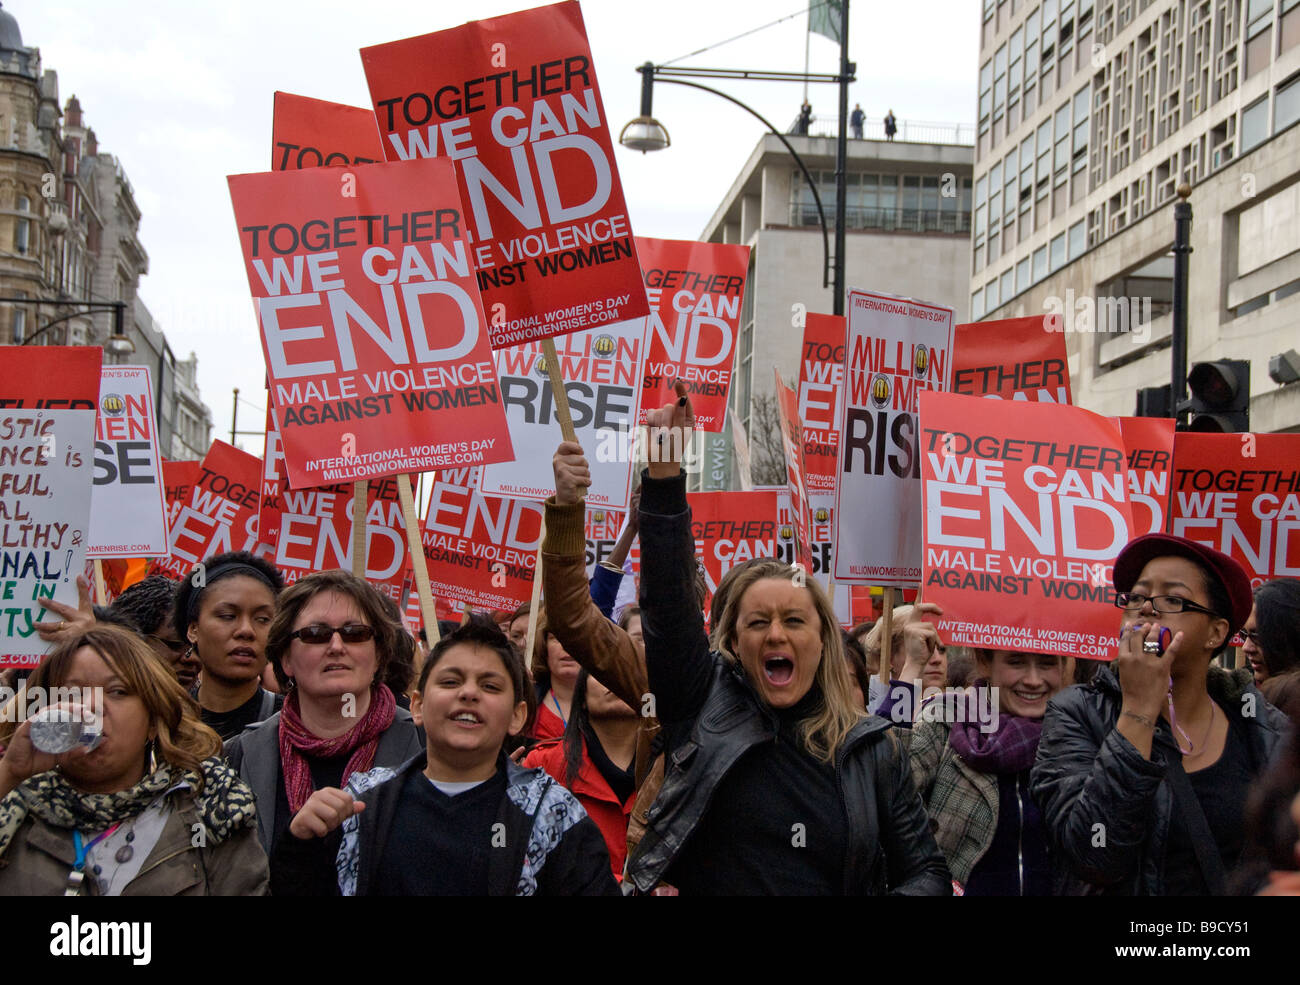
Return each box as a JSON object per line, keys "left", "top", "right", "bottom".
{"left": 289, "top": 619, "right": 618, "bottom": 896}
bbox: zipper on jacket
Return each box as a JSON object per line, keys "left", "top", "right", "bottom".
{"left": 1016, "top": 774, "right": 1025, "bottom": 897}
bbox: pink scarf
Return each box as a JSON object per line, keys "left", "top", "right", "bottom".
{"left": 278, "top": 684, "right": 396, "bottom": 813}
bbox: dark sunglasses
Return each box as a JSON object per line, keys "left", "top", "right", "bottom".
{"left": 146, "top": 634, "right": 188, "bottom": 654}
{"left": 1230, "top": 629, "right": 1264, "bottom": 648}
{"left": 291, "top": 623, "right": 375, "bottom": 645}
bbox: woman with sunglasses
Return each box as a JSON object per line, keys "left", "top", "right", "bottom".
{"left": 223, "top": 570, "right": 422, "bottom": 895}
{"left": 1032, "top": 533, "right": 1290, "bottom": 895}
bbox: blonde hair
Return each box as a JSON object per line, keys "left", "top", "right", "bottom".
{"left": 709, "top": 560, "right": 862, "bottom": 762}
{"left": 12, "top": 625, "right": 220, "bottom": 788}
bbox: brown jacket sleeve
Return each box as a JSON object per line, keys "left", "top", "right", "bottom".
{"left": 542, "top": 499, "right": 662, "bottom": 800}
{"left": 542, "top": 499, "right": 648, "bottom": 712}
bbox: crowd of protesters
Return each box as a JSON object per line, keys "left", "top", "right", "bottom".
{"left": 0, "top": 383, "right": 1296, "bottom": 896}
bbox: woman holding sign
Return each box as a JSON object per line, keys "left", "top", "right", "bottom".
{"left": 624, "top": 382, "right": 949, "bottom": 895}
{"left": 1032, "top": 534, "right": 1290, "bottom": 895}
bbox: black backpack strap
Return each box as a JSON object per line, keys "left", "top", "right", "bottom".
{"left": 1164, "top": 754, "right": 1227, "bottom": 895}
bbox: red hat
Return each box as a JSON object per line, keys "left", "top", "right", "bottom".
{"left": 1112, "top": 533, "right": 1252, "bottom": 631}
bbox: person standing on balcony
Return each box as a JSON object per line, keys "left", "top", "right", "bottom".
{"left": 850, "top": 103, "right": 865, "bottom": 139}
{"left": 794, "top": 101, "right": 812, "bottom": 136}
{"left": 884, "top": 109, "right": 898, "bottom": 141}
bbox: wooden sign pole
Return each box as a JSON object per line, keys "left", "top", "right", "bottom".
{"left": 352, "top": 480, "right": 368, "bottom": 579}
{"left": 397, "top": 473, "right": 439, "bottom": 646}
{"left": 92, "top": 559, "right": 107, "bottom": 605}
{"left": 878, "top": 586, "right": 895, "bottom": 686}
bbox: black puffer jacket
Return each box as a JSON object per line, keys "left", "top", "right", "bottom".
{"left": 1030, "top": 665, "right": 1290, "bottom": 895}
{"left": 625, "top": 470, "right": 950, "bottom": 896}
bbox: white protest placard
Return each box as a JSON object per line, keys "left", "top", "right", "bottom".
{"left": 88, "top": 366, "right": 168, "bottom": 557}
{"left": 833, "top": 290, "right": 954, "bottom": 586}
{"left": 479, "top": 321, "right": 645, "bottom": 508}
{"left": 1, "top": 346, "right": 100, "bottom": 661}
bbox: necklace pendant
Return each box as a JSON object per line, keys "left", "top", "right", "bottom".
{"left": 114, "top": 844, "right": 134, "bottom": 864}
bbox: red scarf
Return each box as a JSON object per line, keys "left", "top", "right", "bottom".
{"left": 278, "top": 684, "right": 396, "bottom": 814}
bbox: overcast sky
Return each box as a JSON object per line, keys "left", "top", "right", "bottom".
{"left": 14, "top": 0, "right": 977, "bottom": 454}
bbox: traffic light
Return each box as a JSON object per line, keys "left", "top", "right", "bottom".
{"left": 1180, "top": 359, "right": 1250, "bottom": 432}
{"left": 1134, "top": 385, "right": 1171, "bottom": 418}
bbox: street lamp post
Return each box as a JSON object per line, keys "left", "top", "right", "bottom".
{"left": 0, "top": 296, "right": 133, "bottom": 355}
{"left": 620, "top": 19, "right": 855, "bottom": 314}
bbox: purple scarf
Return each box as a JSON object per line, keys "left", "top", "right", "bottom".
{"left": 948, "top": 684, "right": 1044, "bottom": 774}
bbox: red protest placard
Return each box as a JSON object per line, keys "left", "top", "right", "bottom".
{"left": 154, "top": 441, "right": 262, "bottom": 579}
{"left": 1170, "top": 432, "right": 1300, "bottom": 587}
{"left": 775, "top": 371, "right": 814, "bottom": 574}
{"left": 919, "top": 391, "right": 1132, "bottom": 660}
{"left": 228, "top": 156, "right": 514, "bottom": 489}
{"left": 160, "top": 459, "right": 201, "bottom": 536}
{"left": 797, "top": 313, "right": 845, "bottom": 491}
{"left": 361, "top": 1, "right": 648, "bottom": 346}
{"left": 259, "top": 406, "right": 286, "bottom": 551}
{"left": 690, "top": 490, "right": 780, "bottom": 610}
{"left": 275, "top": 474, "right": 409, "bottom": 603}
{"left": 0, "top": 345, "right": 100, "bottom": 409}
{"left": 1117, "top": 417, "right": 1174, "bottom": 536}
{"left": 833, "top": 290, "right": 954, "bottom": 585}
{"left": 951, "top": 316, "right": 1072, "bottom": 403}
{"left": 418, "top": 467, "right": 544, "bottom": 613}
{"left": 637, "top": 237, "right": 749, "bottom": 433}
{"left": 272, "top": 91, "right": 383, "bottom": 171}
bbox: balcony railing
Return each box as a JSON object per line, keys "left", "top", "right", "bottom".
{"left": 790, "top": 204, "right": 972, "bottom": 234}
{"left": 789, "top": 116, "right": 975, "bottom": 146}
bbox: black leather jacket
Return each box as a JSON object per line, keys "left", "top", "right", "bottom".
{"left": 625, "top": 471, "right": 950, "bottom": 895}
{"left": 1031, "top": 665, "right": 1290, "bottom": 895}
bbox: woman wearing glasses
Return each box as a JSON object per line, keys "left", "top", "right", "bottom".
{"left": 223, "top": 570, "right": 422, "bottom": 895}
{"left": 1244, "top": 579, "right": 1300, "bottom": 725}
{"left": 1032, "top": 533, "right": 1290, "bottom": 895}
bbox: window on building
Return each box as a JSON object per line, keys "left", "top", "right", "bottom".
{"left": 1017, "top": 256, "right": 1032, "bottom": 292}
{"left": 1003, "top": 151, "right": 1017, "bottom": 227}
{"left": 11, "top": 291, "right": 26, "bottom": 343}
{"left": 1054, "top": 103, "right": 1071, "bottom": 179}
{"left": 1033, "top": 245, "right": 1048, "bottom": 281}
{"left": 1241, "top": 96, "right": 1270, "bottom": 150}
{"left": 1072, "top": 87, "right": 1090, "bottom": 155}
{"left": 14, "top": 194, "right": 30, "bottom": 255}
{"left": 986, "top": 280, "right": 1000, "bottom": 312}
{"left": 972, "top": 290, "right": 985, "bottom": 320}
{"left": 988, "top": 162, "right": 1002, "bottom": 231}
{"left": 1025, "top": 8, "right": 1040, "bottom": 113}
{"left": 1009, "top": 28, "right": 1024, "bottom": 113}
{"left": 1050, "top": 232, "right": 1066, "bottom": 270}
{"left": 1001, "top": 268, "right": 1015, "bottom": 302}
{"left": 1276, "top": 73, "right": 1300, "bottom": 133}
{"left": 1284, "top": 0, "right": 1300, "bottom": 54}
{"left": 1036, "top": 119, "right": 1053, "bottom": 182}
{"left": 1069, "top": 219, "right": 1086, "bottom": 258}
{"left": 994, "top": 44, "right": 1008, "bottom": 122}
{"left": 1247, "top": 0, "right": 1275, "bottom": 77}
{"left": 980, "top": 60, "right": 993, "bottom": 134}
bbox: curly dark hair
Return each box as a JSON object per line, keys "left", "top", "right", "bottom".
{"left": 109, "top": 575, "right": 178, "bottom": 636}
